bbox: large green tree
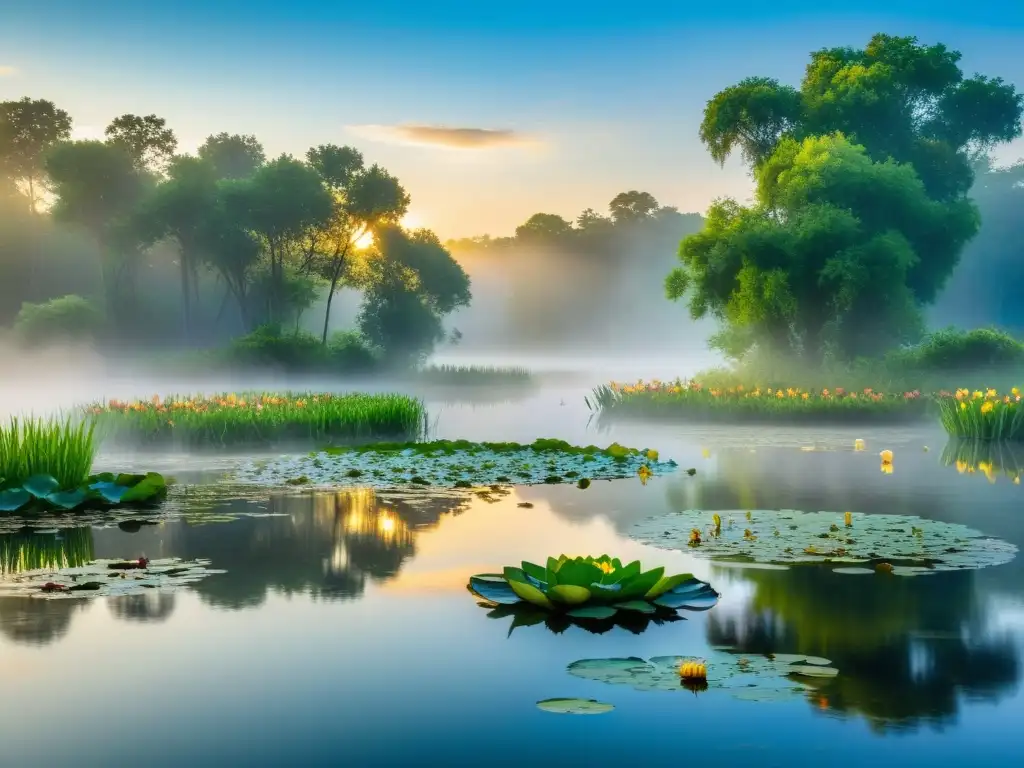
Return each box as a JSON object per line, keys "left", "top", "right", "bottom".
{"left": 197, "top": 133, "right": 265, "bottom": 180}
{"left": 304, "top": 145, "right": 409, "bottom": 344}
{"left": 0, "top": 98, "right": 72, "bottom": 213}
{"left": 675, "top": 34, "right": 1023, "bottom": 361}
{"left": 104, "top": 114, "right": 178, "bottom": 173}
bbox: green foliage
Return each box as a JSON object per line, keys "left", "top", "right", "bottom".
{"left": 0, "top": 471, "right": 167, "bottom": 514}
{"left": 226, "top": 324, "right": 377, "bottom": 373}
{"left": 467, "top": 555, "right": 719, "bottom": 619}
{"left": 13, "top": 294, "right": 105, "bottom": 345}
{"left": 104, "top": 113, "right": 178, "bottom": 172}
{"left": 0, "top": 97, "right": 72, "bottom": 210}
{"left": 885, "top": 327, "right": 1024, "bottom": 372}
{"left": 87, "top": 391, "right": 427, "bottom": 449}
{"left": 197, "top": 133, "right": 265, "bottom": 180}
{"left": 681, "top": 34, "right": 1024, "bottom": 362}
{"left": 0, "top": 528, "right": 94, "bottom": 574}
{"left": 0, "top": 416, "right": 97, "bottom": 490}
{"left": 414, "top": 364, "right": 533, "bottom": 387}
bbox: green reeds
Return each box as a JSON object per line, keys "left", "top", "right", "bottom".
{"left": 0, "top": 416, "right": 97, "bottom": 489}
{"left": 936, "top": 389, "right": 1024, "bottom": 441}
{"left": 415, "top": 364, "right": 533, "bottom": 386}
{"left": 85, "top": 391, "right": 427, "bottom": 449}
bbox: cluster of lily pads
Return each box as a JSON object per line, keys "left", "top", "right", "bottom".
{"left": 232, "top": 438, "right": 680, "bottom": 490}
{"left": 0, "top": 556, "right": 224, "bottom": 600}
{"left": 467, "top": 554, "right": 720, "bottom": 621}
{"left": 629, "top": 508, "right": 1018, "bottom": 575}
{"left": 0, "top": 472, "right": 169, "bottom": 515}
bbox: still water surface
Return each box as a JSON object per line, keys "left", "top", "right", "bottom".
{"left": 1, "top": 389, "right": 1022, "bottom": 767}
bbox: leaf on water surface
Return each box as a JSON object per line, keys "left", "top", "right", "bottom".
{"left": 631, "top": 508, "right": 1016, "bottom": 573}
{"left": 566, "top": 649, "right": 839, "bottom": 703}
{"left": 44, "top": 489, "right": 88, "bottom": 510}
{"left": 613, "top": 600, "right": 656, "bottom": 614}
{"left": 0, "top": 489, "right": 31, "bottom": 512}
{"left": 536, "top": 698, "right": 614, "bottom": 715}
{"left": 468, "top": 574, "right": 521, "bottom": 605}
{"left": 22, "top": 475, "right": 61, "bottom": 499}
{"left": 89, "top": 481, "right": 131, "bottom": 504}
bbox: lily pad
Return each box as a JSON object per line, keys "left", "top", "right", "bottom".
{"left": 0, "top": 489, "right": 31, "bottom": 512}
{"left": 566, "top": 649, "right": 839, "bottom": 703}
{"left": 536, "top": 698, "right": 614, "bottom": 715}
{"left": 630, "top": 508, "right": 1017, "bottom": 573}
{"left": 0, "top": 557, "right": 225, "bottom": 600}
{"left": 23, "top": 475, "right": 60, "bottom": 499}
{"left": 231, "top": 438, "right": 677, "bottom": 490}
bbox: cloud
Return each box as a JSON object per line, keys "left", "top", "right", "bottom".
{"left": 0, "top": 66, "right": 18, "bottom": 77}
{"left": 347, "top": 123, "right": 539, "bottom": 150}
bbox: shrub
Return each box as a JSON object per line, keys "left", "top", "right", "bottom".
{"left": 886, "top": 328, "right": 1024, "bottom": 372}
{"left": 13, "top": 295, "right": 105, "bottom": 346}
{"left": 226, "top": 324, "right": 378, "bottom": 373}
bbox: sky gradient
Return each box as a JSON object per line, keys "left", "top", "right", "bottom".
{"left": 2, "top": 1, "right": 1023, "bottom": 238}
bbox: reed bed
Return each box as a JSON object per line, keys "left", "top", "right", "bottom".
{"left": 415, "top": 364, "right": 533, "bottom": 387}
{"left": 588, "top": 379, "right": 930, "bottom": 422}
{"left": 937, "top": 387, "right": 1024, "bottom": 441}
{"left": 0, "top": 416, "right": 97, "bottom": 489}
{"left": 84, "top": 391, "right": 427, "bottom": 449}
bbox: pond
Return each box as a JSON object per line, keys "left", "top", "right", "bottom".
{"left": 1, "top": 383, "right": 1022, "bottom": 767}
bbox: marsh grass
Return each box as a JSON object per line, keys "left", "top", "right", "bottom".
{"left": 0, "top": 416, "right": 97, "bottom": 489}
{"left": 937, "top": 388, "right": 1024, "bottom": 441}
{"left": 589, "top": 380, "right": 930, "bottom": 423}
{"left": 85, "top": 391, "right": 428, "bottom": 449}
{"left": 415, "top": 364, "right": 533, "bottom": 387}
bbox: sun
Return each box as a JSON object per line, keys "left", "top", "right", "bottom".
{"left": 353, "top": 230, "right": 375, "bottom": 250}
{"left": 400, "top": 210, "right": 423, "bottom": 230}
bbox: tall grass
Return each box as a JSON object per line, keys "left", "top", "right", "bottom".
{"left": 588, "top": 379, "right": 929, "bottom": 422}
{"left": 937, "top": 388, "right": 1024, "bottom": 441}
{"left": 0, "top": 416, "right": 97, "bottom": 489}
{"left": 85, "top": 391, "right": 428, "bottom": 449}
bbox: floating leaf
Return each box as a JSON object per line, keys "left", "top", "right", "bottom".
{"left": 631, "top": 508, "right": 1016, "bottom": 573}
{"left": 613, "top": 600, "right": 656, "bottom": 614}
{"left": 44, "top": 489, "right": 88, "bottom": 510}
{"left": 22, "top": 475, "right": 60, "bottom": 499}
{"left": 0, "top": 489, "right": 31, "bottom": 512}
{"left": 88, "top": 481, "right": 130, "bottom": 504}
{"left": 567, "top": 605, "right": 618, "bottom": 620}
{"left": 119, "top": 472, "right": 167, "bottom": 503}
{"left": 536, "top": 698, "right": 614, "bottom": 715}
{"left": 468, "top": 574, "right": 520, "bottom": 605}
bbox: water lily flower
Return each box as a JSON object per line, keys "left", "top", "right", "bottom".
{"left": 854, "top": 439, "right": 865, "bottom": 451}
{"left": 678, "top": 660, "right": 707, "bottom": 680}
{"left": 880, "top": 450, "right": 893, "bottom": 464}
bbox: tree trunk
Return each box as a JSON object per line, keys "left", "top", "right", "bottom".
{"left": 179, "top": 248, "right": 192, "bottom": 344}
{"left": 321, "top": 272, "right": 341, "bottom": 345}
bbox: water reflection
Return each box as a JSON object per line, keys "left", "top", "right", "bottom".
{"left": 942, "top": 439, "right": 1024, "bottom": 484}
{"left": 108, "top": 593, "right": 176, "bottom": 623}
{"left": 0, "top": 528, "right": 95, "bottom": 575}
{"left": 708, "top": 565, "right": 1021, "bottom": 732}
{"left": 0, "top": 597, "right": 91, "bottom": 646}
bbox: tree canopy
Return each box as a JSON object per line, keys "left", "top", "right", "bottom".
{"left": 675, "top": 34, "right": 1023, "bottom": 362}
{"left": 0, "top": 98, "right": 72, "bottom": 212}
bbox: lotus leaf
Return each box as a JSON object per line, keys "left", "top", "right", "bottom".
{"left": 468, "top": 555, "right": 719, "bottom": 620}
{"left": 233, "top": 438, "right": 678, "bottom": 490}
{"left": 480, "top": 600, "right": 687, "bottom": 637}
{"left": 536, "top": 698, "right": 614, "bottom": 715}
{"left": 630, "top": 509, "right": 1017, "bottom": 574}
{"left": 566, "top": 649, "right": 839, "bottom": 703}
{"left": 0, "top": 557, "right": 225, "bottom": 600}
{"left": 0, "top": 471, "right": 170, "bottom": 516}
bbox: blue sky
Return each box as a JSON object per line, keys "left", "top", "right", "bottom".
{"left": 2, "top": 1, "right": 1023, "bottom": 237}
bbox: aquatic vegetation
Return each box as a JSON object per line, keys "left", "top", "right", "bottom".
{"left": 0, "top": 416, "right": 97, "bottom": 490}
{"left": 85, "top": 392, "right": 427, "bottom": 449}
{"left": 678, "top": 660, "right": 707, "bottom": 680}
{"left": 941, "top": 439, "right": 1023, "bottom": 484}
{"left": 0, "top": 557, "right": 224, "bottom": 600}
{"left": 234, "top": 438, "right": 679, "bottom": 489}
{"left": 467, "top": 554, "right": 719, "bottom": 621}
{"left": 0, "top": 529, "right": 95, "bottom": 575}
{"left": 630, "top": 508, "right": 1017, "bottom": 575}
{"left": 566, "top": 651, "right": 838, "bottom": 703}
{"left": 415, "top": 364, "right": 533, "bottom": 387}
{"left": 588, "top": 379, "right": 929, "bottom": 422}
{"left": 0, "top": 471, "right": 168, "bottom": 515}
{"left": 937, "top": 387, "right": 1024, "bottom": 441}
{"left": 535, "top": 698, "right": 613, "bottom": 715}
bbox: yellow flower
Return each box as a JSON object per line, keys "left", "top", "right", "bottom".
{"left": 1012, "top": 387, "right": 1020, "bottom": 397}
{"left": 956, "top": 460, "right": 968, "bottom": 474}
{"left": 981, "top": 401, "right": 994, "bottom": 415}
{"left": 678, "top": 661, "right": 707, "bottom": 680}
{"left": 960, "top": 401, "right": 967, "bottom": 410}
{"left": 597, "top": 561, "right": 614, "bottom": 574}
{"left": 986, "top": 388, "right": 997, "bottom": 398}
{"left": 854, "top": 438, "right": 865, "bottom": 451}
{"left": 973, "top": 390, "right": 983, "bottom": 400}
{"left": 880, "top": 449, "right": 893, "bottom": 464}
{"left": 881, "top": 463, "right": 894, "bottom": 475}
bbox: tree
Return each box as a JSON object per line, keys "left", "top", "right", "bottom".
{"left": 701, "top": 35, "right": 1022, "bottom": 199}
{"left": 303, "top": 146, "right": 410, "bottom": 343}
{"left": 0, "top": 98, "right": 73, "bottom": 212}
{"left": 575, "top": 207, "right": 613, "bottom": 233}
{"left": 104, "top": 114, "right": 178, "bottom": 173}
{"left": 356, "top": 226, "right": 471, "bottom": 364}
{"left": 514, "top": 212, "right": 573, "bottom": 242}
{"left": 667, "top": 133, "right": 975, "bottom": 361}
{"left": 221, "top": 154, "right": 333, "bottom": 323}
{"left": 133, "top": 156, "right": 220, "bottom": 340}
{"left": 44, "top": 140, "right": 151, "bottom": 322}
{"left": 197, "top": 133, "right": 265, "bottom": 180}
{"left": 608, "top": 190, "right": 660, "bottom": 224}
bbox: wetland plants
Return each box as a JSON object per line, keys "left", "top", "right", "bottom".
{"left": 467, "top": 554, "right": 720, "bottom": 621}
{"left": 85, "top": 391, "right": 427, "bottom": 449}
{"left": 588, "top": 379, "right": 930, "bottom": 422}
{"left": 0, "top": 416, "right": 168, "bottom": 515}
{"left": 234, "top": 438, "right": 680, "bottom": 490}
{"left": 937, "top": 387, "right": 1024, "bottom": 441}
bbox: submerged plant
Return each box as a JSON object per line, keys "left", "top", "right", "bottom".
{"left": 467, "top": 554, "right": 719, "bottom": 620}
